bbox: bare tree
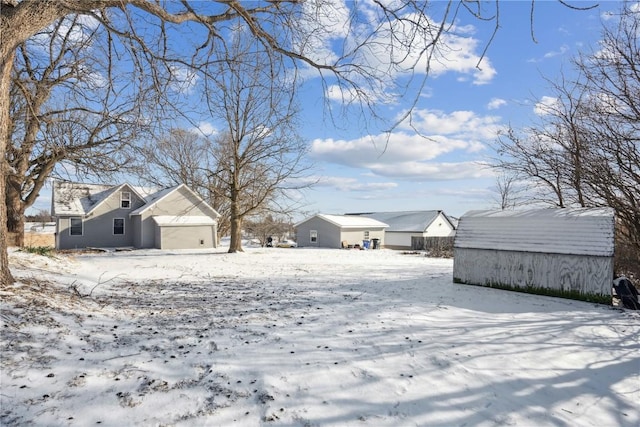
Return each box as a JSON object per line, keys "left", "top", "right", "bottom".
{"left": 492, "top": 171, "right": 526, "bottom": 210}
{"left": 493, "top": 4, "right": 640, "bottom": 273}
{"left": 244, "top": 214, "right": 292, "bottom": 247}
{"left": 0, "top": 0, "right": 597, "bottom": 284}
{"left": 494, "top": 125, "right": 569, "bottom": 207}
{"left": 574, "top": 4, "right": 640, "bottom": 266}
{"left": 137, "top": 128, "right": 232, "bottom": 238}
{"left": 202, "top": 31, "right": 312, "bottom": 252}
{"left": 6, "top": 15, "right": 147, "bottom": 246}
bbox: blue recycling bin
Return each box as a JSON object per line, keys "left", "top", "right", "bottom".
{"left": 362, "top": 240, "right": 370, "bottom": 249}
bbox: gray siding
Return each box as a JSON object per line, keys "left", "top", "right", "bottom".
{"left": 296, "top": 217, "right": 340, "bottom": 248}
{"left": 132, "top": 215, "right": 142, "bottom": 248}
{"left": 453, "top": 247, "right": 614, "bottom": 296}
{"left": 56, "top": 185, "right": 145, "bottom": 250}
{"left": 295, "top": 217, "right": 385, "bottom": 249}
{"left": 136, "top": 186, "right": 219, "bottom": 249}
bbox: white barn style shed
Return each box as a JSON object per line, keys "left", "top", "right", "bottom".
{"left": 453, "top": 208, "right": 615, "bottom": 299}
{"left": 294, "top": 214, "right": 388, "bottom": 249}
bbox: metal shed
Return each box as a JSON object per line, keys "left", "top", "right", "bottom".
{"left": 453, "top": 208, "right": 615, "bottom": 299}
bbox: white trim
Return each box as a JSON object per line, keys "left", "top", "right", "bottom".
{"left": 120, "top": 191, "right": 132, "bottom": 209}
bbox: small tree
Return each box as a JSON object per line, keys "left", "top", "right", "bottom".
{"left": 203, "top": 31, "right": 310, "bottom": 253}
{"left": 244, "top": 214, "right": 292, "bottom": 247}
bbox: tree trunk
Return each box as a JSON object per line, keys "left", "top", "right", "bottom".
{"left": 228, "top": 215, "right": 243, "bottom": 253}
{"left": 1, "top": 49, "right": 15, "bottom": 285}
{"left": 5, "top": 178, "right": 25, "bottom": 247}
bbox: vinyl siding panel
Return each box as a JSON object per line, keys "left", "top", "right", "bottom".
{"left": 453, "top": 248, "right": 614, "bottom": 296}
{"left": 295, "top": 217, "right": 340, "bottom": 248}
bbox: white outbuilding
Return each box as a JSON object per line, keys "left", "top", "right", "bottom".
{"left": 294, "top": 214, "right": 388, "bottom": 249}
{"left": 453, "top": 208, "right": 615, "bottom": 300}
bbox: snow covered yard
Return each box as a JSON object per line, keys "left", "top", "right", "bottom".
{"left": 2, "top": 247, "right": 639, "bottom": 427}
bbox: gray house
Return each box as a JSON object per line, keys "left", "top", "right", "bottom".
{"left": 294, "top": 214, "right": 388, "bottom": 249}
{"left": 346, "top": 210, "right": 456, "bottom": 250}
{"left": 453, "top": 208, "right": 615, "bottom": 299}
{"left": 52, "top": 181, "right": 221, "bottom": 250}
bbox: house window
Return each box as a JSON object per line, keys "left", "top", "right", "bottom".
{"left": 113, "top": 218, "right": 125, "bottom": 235}
{"left": 364, "top": 231, "right": 370, "bottom": 239}
{"left": 121, "top": 191, "right": 131, "bottom": 209}
{"left": 70, "top": 218, "right": 83, "bottom": 236}
{"left": 310, "top": 230, "right": 317, "bottom": 243}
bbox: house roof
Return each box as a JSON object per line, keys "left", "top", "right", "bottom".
{"left": 52, "top": 181, "right": 116, "bottom": 216}
{"left": 129, "top": 184, "right": 220, "bottom": 218}
{"left": 52, "top": 181, "right": 219, "bottom": 219}
{"left": 296, "top": 214, "right": 388, "bottom": 229}
{"left": 454, "top": 208, "right": 615, "bottom": 256}
{"left": 346, "top": 210, "right": 453, "bottom": 232}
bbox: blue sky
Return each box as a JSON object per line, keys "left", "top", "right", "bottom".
{"left": 293, "top": 0, "right": 619, "bottom": 220}
{"left": 28, "top": 1, "right": 624, "bottom": 221}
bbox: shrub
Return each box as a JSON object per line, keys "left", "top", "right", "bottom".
{"left": 22, "top": 246, "right": 55, "bottom": 257}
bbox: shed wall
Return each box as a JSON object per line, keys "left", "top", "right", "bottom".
{"left": 340, "top": 228, "right": 385, "bottom": 248}
{"left": 295, "top": 217, "right": 340, "bottom": 248}
{"left": 453, "top": 247, "right": 614, "bottom": 296}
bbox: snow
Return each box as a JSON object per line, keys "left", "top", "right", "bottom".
{"left": 24, "top": 222, "right": 56, "bottom": 234}
{"left": 2, "top": 246, "right": 639, "bottom": 427}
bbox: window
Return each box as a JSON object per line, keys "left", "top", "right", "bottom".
{"left": 364, "top": 231, "right": 370, "bottom": 239}
{"left": 113, "top": 218, "right": 125, "bottom": 235}
{"left": 70, "top": 218, "right": 83, "bottom": 236}
{"left": 310, "top": 230, "right": 317, "bottom": 243}
{"left": 121, "top": 191, "right": 131, "bottom": 209}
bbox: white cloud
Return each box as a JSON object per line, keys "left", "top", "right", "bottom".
{"left": 367, "top": 160, "right": 493, "bottom": 181}
{"left": 169, "top": 65, "right": 199, "bottom": 94}
{"left": 315, "top": 176, "right": 398, "bottom": 192}
{"left": 310, "top": 106, "right": 503, "bottom": 182}
{"left": 543, "top": 44, "right": 569, "bottom": 59}
{"left": 32, "top": 14, "right": 100, "bottom": 48}
{"left": 534, "top": 96, "right": 560, "bottom": 116}
{"left": 397, "top": 108, "right": 504, "bottom": 141}
{"left": 191, "top": 122, "right": 218, "bottom": 137}
{"left": 299, "top": 0, "right": 498, "bottom": 101}
{"left": 311, "top": 132, "right": 469, "bottom": 167}
{"left": 487, "top": 98, "right": 507, "bottom": 110}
